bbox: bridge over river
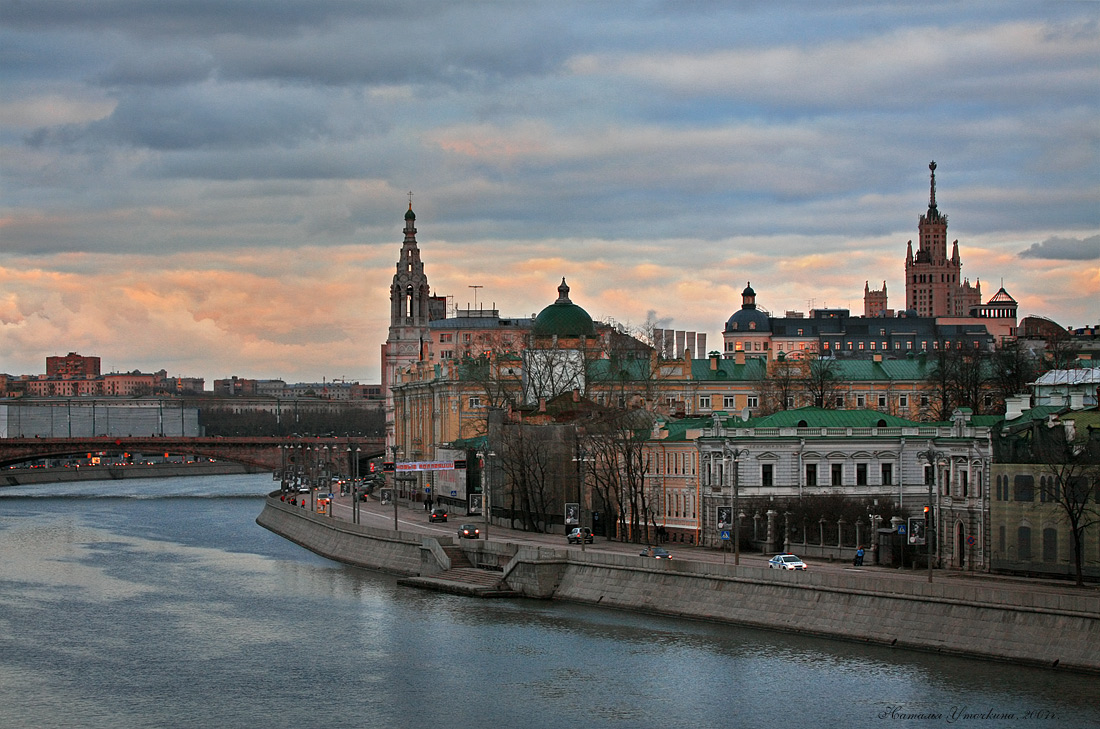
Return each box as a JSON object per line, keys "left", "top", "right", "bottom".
{"left": 0, "top": 435, "right": 386, "bottom": 473}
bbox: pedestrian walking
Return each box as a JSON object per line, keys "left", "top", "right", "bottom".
{"left": 854, "top": 545, "right": 865, "bottom": 567}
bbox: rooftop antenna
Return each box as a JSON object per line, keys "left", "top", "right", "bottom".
{"left": 469, "top": 285, "right": 483, "bottom": 310}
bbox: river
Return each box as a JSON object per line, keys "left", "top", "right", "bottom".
{"left": 1, "top": 474, "right": 1096, "bottom": 729}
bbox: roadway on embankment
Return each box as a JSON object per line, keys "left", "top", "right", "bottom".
{"left": 315, "top": 487, "right": 1096, "bottom": 603}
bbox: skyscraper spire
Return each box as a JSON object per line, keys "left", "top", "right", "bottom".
{"left": 928, "top": 160, "right": 937, "bottom": 212}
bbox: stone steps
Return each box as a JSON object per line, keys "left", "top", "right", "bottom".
{"left": 397, "top": 565, "right": 518, "bottom": 598}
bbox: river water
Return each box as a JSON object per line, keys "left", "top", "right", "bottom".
{"left": 1, "top": 474, "right": 1096, "bottom": 729}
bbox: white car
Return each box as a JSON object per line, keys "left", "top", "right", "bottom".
{"left": 768, "top": 554, "right": 808, "bottom": 571}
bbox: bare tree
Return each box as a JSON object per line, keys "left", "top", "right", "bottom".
{"left": 802, "top": 356, "right": 842, "bottom": 409}
{"left": 585, "top": 408, "right": 656, "bottom": 543}
{"left": 759, "top": 355, "right": 805, "bottom": 415}
{"left": 990, "top": 340, "right": 1043, "bottom": 411}
{"left": 496, "top": 420, "right": 557, "bottom": 532}
{"left": 1031, "top": 417, "right": 1100, "bottom": 586}
{"left": 927, "top": 346, "right": 992, "bottom": 418}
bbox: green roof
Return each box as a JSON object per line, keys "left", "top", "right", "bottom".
{"left": 531, "top": 278, "right": 595, "bottom": 337}
{"left": 740, "top": 406, "right": 920, "bottom": 429}
{"left": 657, "top": 417, "right": 712, "bottom": 442}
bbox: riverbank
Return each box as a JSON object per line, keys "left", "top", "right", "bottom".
{"left": 2, "top": 461, "right": 260, "bottom": 486}
{"left": 256, "top": 495, "right": 1100, "bottom": 674}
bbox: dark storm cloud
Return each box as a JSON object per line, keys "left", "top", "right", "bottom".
{"left": 1019, "top": 235, "right": 1100, "bottom": 261}
{"left": 0, "top": 0, "right": 413, "bottom": 38}
{"left": 26, "top": 85, "right": 336, "bottom": 151}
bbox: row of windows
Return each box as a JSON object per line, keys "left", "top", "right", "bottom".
{"left": 697, "top": 394, "right": 920, "bottom": 410}
{"left": 728, "top": 338, "right": 984, "bottom": 353}
{"left": 995, "top": 474, "right": 1099, "bottom": 503}
{"left": 1000, "top": 525, "right": 1060, "bottom": 562}
{"left": 707, "top": 462, "right": 896, "bottom": 487}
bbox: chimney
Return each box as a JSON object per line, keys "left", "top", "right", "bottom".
{"left": 1069, "top": 390, "right": 1085, "bottom": 410}
{"left": 710, "top": 352, "right": 720, "bottom": 370}
{"left": 873, "top": 353, "right": 883, "bottom": 363}
{"left": 538, "top": 397, "right": 546, "bottom": 413}
{"left": 1005, "top": 394, "right": 1029, "bottom": 421}
{"left": 735, "top": 351, "right": 745, "bottom": 365}
{"left": 572, "top": 388, "right": 580, "bottom": 403}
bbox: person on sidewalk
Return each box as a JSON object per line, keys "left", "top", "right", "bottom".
{"left": 854, "top": 545, "right": 865, "bottom": 567}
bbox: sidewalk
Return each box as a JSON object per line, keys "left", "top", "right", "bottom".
{"left": 306, "top": 487, "right": 1099, "bottom": 600}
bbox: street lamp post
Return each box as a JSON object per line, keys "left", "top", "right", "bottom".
{"left": 572, "top": 445, "right": 594, "bottom": 552}
{"left": 389, "top": 446, "right": 401, "bottom": 531}
{"left": 478, "top": 450, "right": 496, "bottom": 540}
{"left": 724, "top": 445, "right": 747, "bottom": 566}
{"left": 919, "top": 444, "right": 944, "bottom": 584}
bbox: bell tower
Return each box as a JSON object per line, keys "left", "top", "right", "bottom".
{"left": 381, "top": 198, "right": 443, "bottom": 446}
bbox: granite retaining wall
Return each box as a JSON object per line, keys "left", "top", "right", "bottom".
{"left": 257, "top": 496, "right": 1100, "bottom": 673}
{"left": 256, "top": 498, "right": 425, "bottom": 575}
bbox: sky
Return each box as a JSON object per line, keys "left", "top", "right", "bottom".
{"left": 1, "top": 1, "right": 1098, "bottom": 388}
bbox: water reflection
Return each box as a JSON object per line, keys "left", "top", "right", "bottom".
{"left": 1, "top": 475, "right": 1097, "bottom": 729}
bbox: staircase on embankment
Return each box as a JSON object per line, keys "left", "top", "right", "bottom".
{"left": 398, "top": 544, "right": 519, "bottom": 598}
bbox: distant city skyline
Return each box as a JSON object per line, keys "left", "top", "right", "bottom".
{"left": 2, "top": 2, "right": 1097, "bottom": 386}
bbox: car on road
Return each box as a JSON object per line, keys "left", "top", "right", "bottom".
{"left": 429, "top": 508, "right": 448, "bottom": 523}
{"left": 640, "top": 546, "right": 672, "bottom": 559}
{"left": 768, "top": 553, "right": 808, "bottom": 571}
{"left": 457, "top": 524, "right": 480, "bottom": 539}
{"left": 297, "top": 485, "right": 311, "bottom": 494}
{"left": 567, "top": 527, "right": 594, "bottom": 544}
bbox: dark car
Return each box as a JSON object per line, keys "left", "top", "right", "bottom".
{"left": 640, "top": 546, "right": 672, "bottom": 559}
{"left": 429, "top": 508, "right": 448, "bottom": 523}
{"left": 457, "top": 523, "right": 480, "bottom": 539}
{"left": 567, "top": 527, "right": 594, "bottom": 544}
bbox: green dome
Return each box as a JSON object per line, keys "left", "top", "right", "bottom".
{"left": 404, "top": 205, "right": 416, "bottom": 220}
{"left": 532, "top": 278, "right": 596, "bottom": 337}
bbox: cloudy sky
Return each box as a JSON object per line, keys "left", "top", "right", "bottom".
{"left": 2, "top": 1, "right": 1097, "bottom": 387}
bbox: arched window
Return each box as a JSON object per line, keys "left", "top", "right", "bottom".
{"left": 1042, "top": 528, "right": 1058, "bottom": 562}
{"left": 1017, "top": 526, "right": 1032, "bottom": 561}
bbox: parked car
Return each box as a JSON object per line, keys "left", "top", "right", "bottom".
{"left": 429, "top": 508, "right": 448, "bottom": 523}
{"left": 457, "top": 524, "right": 480, "bottom": 539}
{"left": 768, "top": 553, "right": 808, "bottom": 571}
{"left": 640, "top": 546, "right": 672, "bottom": 559}
{"left": 567, "top": 527, "right": 594, "bottom": 544}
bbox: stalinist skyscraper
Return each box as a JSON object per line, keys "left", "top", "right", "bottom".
{"left": 904, "top": 161, "right": 981, "bottom": 318}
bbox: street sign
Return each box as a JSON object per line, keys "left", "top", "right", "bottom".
{"left": 907, "top": 517, "right": 926, "bottom": 545}
{"left": 897, "top": 524, "right": 907, "bottom": 535}
{"left": 565, "top": 502, "right": 579, "bottom": 526}
{"left": 450, "top": 490, "right": 457, "bottom": 497}
{"left": 720, "top": 530, "right": 731, "bottom": 541}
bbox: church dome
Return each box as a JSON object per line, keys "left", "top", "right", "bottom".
{"left": 532, "top": 278, "right": 596, "bottom": 337}
{"left": 724, "top": 281, "right": 770, "bottom": 332}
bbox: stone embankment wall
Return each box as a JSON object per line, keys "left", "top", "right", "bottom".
{"left": 3, "top": 461, "right": 255, "bottom": 486}
{"left": 256, "top": 498, "right": 425, "bottom": 575}
{"left": 257, "top": 496, "right": 1100, "bottom": 674}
